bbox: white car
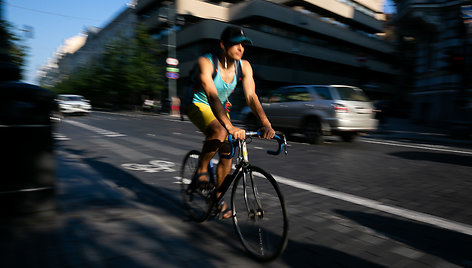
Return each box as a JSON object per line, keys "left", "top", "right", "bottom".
{"left": 57, "top": 94, "right": 91, "bottom": 115}
{"left": 240, "top": 85, "right": 377, "bottom": 144}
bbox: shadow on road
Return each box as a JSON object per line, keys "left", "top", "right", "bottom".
{"left": 1, "top": 143, "right": 402, "bottom": 267}
{"left": 281, "top": 239, "right": 386, "bottom": 267}
{"left": 67, "top": 146, "right": 253, "bottom": 262}
{"left": 335, "top": 209, "right": 472, "bottom": 267}
{"left": 389, "top": 151, "right": 472, "bottom": 167}
{"left": 58, "top": 145, "right": 388, "bottom": 266}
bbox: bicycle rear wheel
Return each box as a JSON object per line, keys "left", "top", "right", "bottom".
{"left": 231, "top": 165, "right": 289, "bottom": 261}
{"left": 180, "top": 150, "right": 212, "bottom": 222}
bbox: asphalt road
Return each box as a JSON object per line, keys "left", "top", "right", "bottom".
{"left": 51, "top": 111, "right": 472, "bottom": 267}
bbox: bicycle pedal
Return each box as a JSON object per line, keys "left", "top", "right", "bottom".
{"left": 197, "top": 187, "right": 214, "bottom": 197}
{"left": 209, "top": 208, "right": 219, "bottom": 219}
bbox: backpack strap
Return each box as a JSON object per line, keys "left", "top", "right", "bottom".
{"left": 235, "top": 60, "right": 243, "bottom": 85}
{"left": 211, "top": 53, "right": 219, "bottom": 80}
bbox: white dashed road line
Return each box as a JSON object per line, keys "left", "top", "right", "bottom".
{"left": 63, "top": 120, "right": 126, "bottom": 137}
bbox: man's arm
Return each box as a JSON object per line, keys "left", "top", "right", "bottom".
{"left": 198, "top": 57, "right": 245, "bottom": 140}
{"left": 241, "top": 60, "right": 275, "bottom": 139}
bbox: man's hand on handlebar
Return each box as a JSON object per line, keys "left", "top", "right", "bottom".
{"left": 227, "top": 125, "right": 246, "bottom": 140}
{"left": 259, "top": 125, "right": 276, "bottom": 140}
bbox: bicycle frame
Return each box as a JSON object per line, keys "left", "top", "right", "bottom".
{"left": 211, "top": 139, "right": 248, "bottom": 210}
{"left": 182, "top": 131, "right": 289, "bottom": 260}
{"left": 210, "top": 132, "right": 287, "bottom": 214}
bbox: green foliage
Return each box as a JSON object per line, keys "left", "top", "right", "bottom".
{"left": 52, "top": 23, "right": 165, "bottom": 109}
{"left": 0, "top": 19, "right": 28, "bottom": 81}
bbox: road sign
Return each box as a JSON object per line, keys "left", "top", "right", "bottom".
{"left": 166, "top": 58, "right": 179, "bottom": 66}
{"left": 166, "top": 72, "right": 179, "bottom": 79}
{"left": 166, "top": 67, "right": 180, "bottom": 73}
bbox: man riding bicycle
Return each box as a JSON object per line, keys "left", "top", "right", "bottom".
{"left": 185, "top": 26, "right": 275, "bottom": 219}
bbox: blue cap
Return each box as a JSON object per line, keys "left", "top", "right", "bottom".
{"left": 220, "top": 26, "right": 253, "bottom": 45}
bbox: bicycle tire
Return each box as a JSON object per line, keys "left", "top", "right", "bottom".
{"left": 180, "top": 150, "right": 212, "bottom": 222}
{"left": 231, "top": 165, "right": 289, "bottom": 261}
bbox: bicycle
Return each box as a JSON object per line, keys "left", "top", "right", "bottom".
{"left": 180, "top": 131, "right": 289, "bottom": 261}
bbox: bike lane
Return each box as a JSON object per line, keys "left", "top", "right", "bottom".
{"left": 49, "top": 143, "right": 472, "bottom": 268}
{"left": 28, "top": 114, "right": 471, "bottom": 267}
{"left": 2, "top": 145, "right": 287, "bottom": 267}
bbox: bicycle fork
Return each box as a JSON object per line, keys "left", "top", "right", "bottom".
{"left": 242, "top": 167, "right": 264, "bottom": 220}
{"left": 238, "top": 139, "right": 264, "bottom": 220}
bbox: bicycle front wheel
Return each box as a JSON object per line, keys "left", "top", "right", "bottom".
{"left": 231, "top": 165, "right": 289, "bottom": 261}
{"left": 180, "top": 150, "right": 211, "bottom": 222}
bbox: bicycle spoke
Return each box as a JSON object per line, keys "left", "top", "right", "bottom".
{"left": 180, "top": 150, "right": 211, "bottom": 222}
{"left": 232, "top": 165, "right": 288, "bottom": 261}
{"left": 248, "top": 169, "right": 263, "bottom": 210}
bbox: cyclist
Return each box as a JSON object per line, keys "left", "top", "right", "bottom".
{"left": 185, "top": 26, "right": 275, "bottom": 219}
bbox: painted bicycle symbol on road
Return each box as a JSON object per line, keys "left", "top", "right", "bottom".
{"left": 121, "top": 160, "right": 176, "bottom": 173}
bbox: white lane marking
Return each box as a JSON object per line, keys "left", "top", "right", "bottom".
{"left": 0, "top": 186, "right": 54, "bottom": 194}
{"left": 360, "top": 138, "right": 472, "bottom": 155}
{"left": 63, "top": 120, "right": 126, "bottom": 137}
{"left": 63, "top": 115, "right": 472, "bottom": 235}
{"left": 272, "top": 174, "right": 472, "bottom": 236}
{"left": 53, "top": 133, "right": 70, "bottom": 141}
{"left": 178, "top": 155, "right": 472, "bottom": 236}
{"left": 122, "top": 160, "right": 176, "bottom": 173}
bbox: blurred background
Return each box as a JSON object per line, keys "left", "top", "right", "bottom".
{"left": 2, "top": 0, "right": 470, "bottom": 133}
{"left": 1, "top": 1, "right": 471, "bottom": 266}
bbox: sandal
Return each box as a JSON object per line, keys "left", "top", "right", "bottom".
{"left": 194, "top": 172, "right": 213, "bottom": 190}
{"left": 218, "top": 201, "right": 233, "bottom": 220}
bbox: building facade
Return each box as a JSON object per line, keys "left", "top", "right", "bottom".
{"left": 136, "top": 0, "right": 398, "bottom": 110}
{"left": 40, "top": 0, "right": 398, "bottom": 114}
{"left": 394, "top": 0, "right": 472, "bottom": 126}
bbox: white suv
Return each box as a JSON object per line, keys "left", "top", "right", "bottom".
{"left": 241, "top": 85, "right": 377, "bottom": 144}
{"left": 57, "top": 94, "right": 91, "bottom": 115}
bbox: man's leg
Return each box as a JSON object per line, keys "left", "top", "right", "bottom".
{"left": 216, "top": 141, "right": 233, "bottom": 219}
{"left": 216, "top": 159, "right": 233, "bottom": 218}
{"left": 196, "top": 119, "right": 227, "bottom": 183}
{"left": 216, "top": 142, "right": 232, "bottom": 192}
{"left": 198, "top": 120, "right": 233, "bottom": 219}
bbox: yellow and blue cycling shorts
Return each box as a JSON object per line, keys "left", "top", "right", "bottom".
{"left": 186, "top": 102, "right": 229, "bottom": 133}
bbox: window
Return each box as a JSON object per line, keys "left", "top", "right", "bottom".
{"left": 313, "top": 86, "right": 333, "bottom": 100}
{"left": 334, "top": 87, "right": 369, "bottom": 101}
{"left": 268, "top": 90, "right": 286, "bottom": 103}
{"left": 284, "top": 87, "right": 312, "bottom": 102}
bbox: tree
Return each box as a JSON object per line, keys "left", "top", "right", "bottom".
{"left": 51, "top": 23, "right": 165, "bottom": 109}
{"left": 0, "top": 17, "right": 27, "bottom": 81}
{"left": 126, "top": 23, "right": 165, "bottom": 102}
